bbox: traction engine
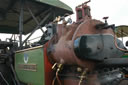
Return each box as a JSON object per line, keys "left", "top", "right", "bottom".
{"left": 45, "top": 1, "right": 128, "bottom": 85}
{"left": 0, "top": 0, "right": 128, "bottom": 85}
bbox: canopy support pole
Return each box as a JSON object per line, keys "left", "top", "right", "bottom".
{"left": 22, "top": 12, "right": 51, "bottom": 46}
{"left": 19, "top": 0, "right": 24, "bottom": 49}
{"left": 27, "top": 5, "right": 46, "bottom": 34}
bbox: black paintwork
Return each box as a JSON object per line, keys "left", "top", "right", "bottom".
{"left": 74, "top": 34, "right": 125, "bottom": 61}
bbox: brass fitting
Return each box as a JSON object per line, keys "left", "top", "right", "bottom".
{"left": 52, "top": 63, "right": 57, "bottom": 70}
{"left": 57, "top": 64, "right": 63, "bottom": 72}
{"left": 52, "top": 63, "right": 63, "bottom": 71}
{"left": 77, "top": 67, "right": 82, "bottom": 72}
{"left": 53, "top": 16, "right": 61, "bottom": 23}
{"left": 78, "top": 68, "right": 88, "bottom": 85}
{"left": 56, "top": 63, "right": 63, "bottom": 85}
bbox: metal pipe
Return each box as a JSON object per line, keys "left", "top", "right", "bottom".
{"left": 78, "top": 68, "right": 88, "bottom": 85}
{"left": 56, "top": 64, "right": 62, "bottom": 85}
{"left": 19, "top": 0, "right": 24, "bottom": 49}
{"left": 0, "top": 72, "right": 9, "bottom": 85}
{"left": 52, "top": 77, "right": 56, "bottom": 85}
{"left": 114, "top": 30, "right": 128, "bottom": 52}
{"left": 10, "top": 64, "right": 21, "bottom": 85}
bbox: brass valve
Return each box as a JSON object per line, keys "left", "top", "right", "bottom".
{"left": 52, "top": 63, "right": 63, "bottom": 71}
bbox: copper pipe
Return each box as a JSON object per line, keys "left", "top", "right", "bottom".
{"left": 56, "top": 64, "right": 62, "bottom": 85}
{"left": 114, "top": 31, "right": 128, "bottom": 52}
{"left": 52, "top": 63, "right": 57, "bottom": 85}
{"left": 78, "top": 68, "right": 88, "bottom": 85}
{"left": 56, "top": 70, "right": 62, "bottom": 85}
{"left": 52, "top": 77, "right": 56, "bottom": 85}
{"left": 52, "top": 63, "right": 62, "bottom": 85}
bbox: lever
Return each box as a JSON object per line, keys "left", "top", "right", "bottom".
{"left": 103, "top": 16, "right": 109, "bottom": 24}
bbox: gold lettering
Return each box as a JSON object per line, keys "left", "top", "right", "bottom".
{"left": 18, "top": 64, "right": 37, "bottom": 71}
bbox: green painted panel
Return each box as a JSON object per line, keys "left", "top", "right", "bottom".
{"left": 122, "top": 54, "right": 128, "bottom": 58}
{"left": 35, "top": 0, "right": 73, "bottom": 12}
{"left": 15, "top": 46, "right": 45, "bottom": 85}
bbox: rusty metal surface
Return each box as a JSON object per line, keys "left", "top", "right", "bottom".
{"left": 46, "top": 15, "right": 128, "bottom": 85}
{"left": 47, "top": 16, "right": 114, "bottom": 70}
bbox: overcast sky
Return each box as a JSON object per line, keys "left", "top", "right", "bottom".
{"left": 61, "top": 0, "right": 128, "bottom": 26}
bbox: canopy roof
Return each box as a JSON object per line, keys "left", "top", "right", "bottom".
{"left": 0, "top": 0, "right": 73, "bottom": 34}
{"left": 116, "top": 25, "right": 128, "bottom": 37}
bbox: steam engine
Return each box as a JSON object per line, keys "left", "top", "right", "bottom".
{"left": 0, "top": 1, "right": 128, "bottom": 85}
{"left": 45, "top": 1, "right": 128, "bottom": 85}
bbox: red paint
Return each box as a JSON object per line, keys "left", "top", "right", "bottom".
{"left": 44, "top": 42, "right": 53, "bottom": 85}
{"left": 76, "top": 3, "right": 91, "bottom": 22}
{"left": 76, "top": 7, "right": 83, "bottom": 22}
